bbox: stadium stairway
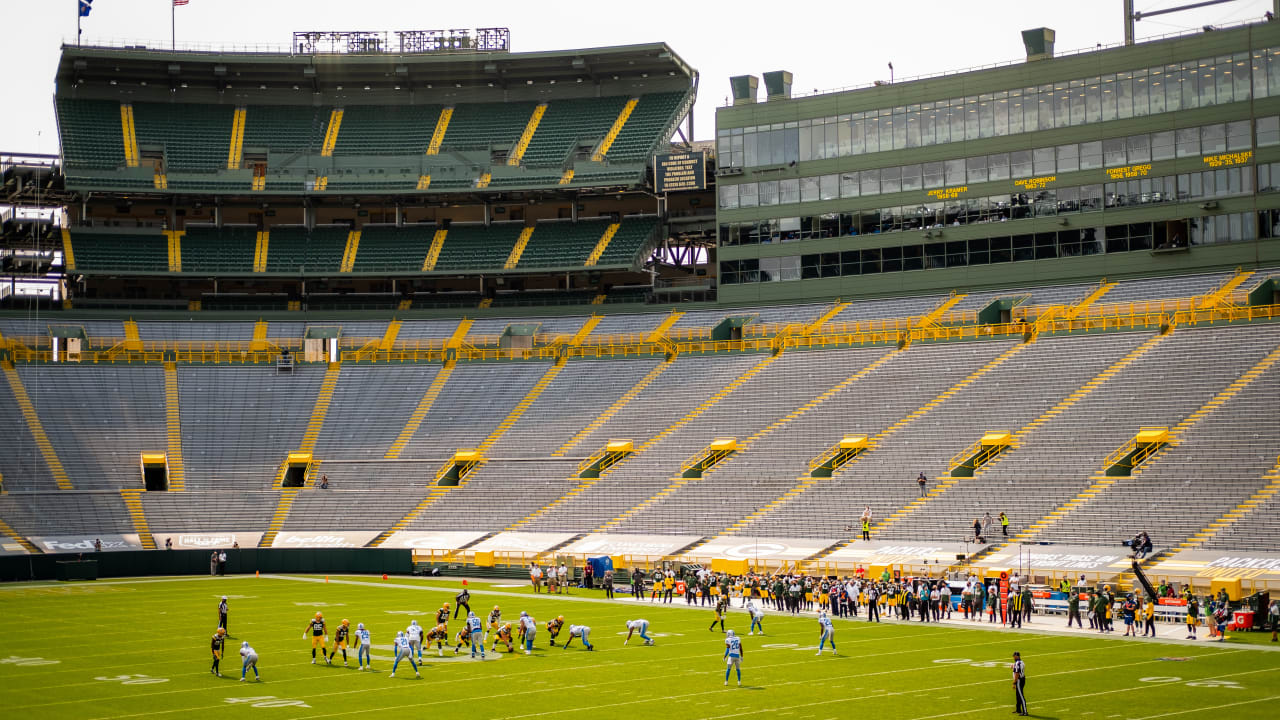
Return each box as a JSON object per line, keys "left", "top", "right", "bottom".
{"left": 916, "top": 294, "right": 967, "bottom": 327}
{"left": 0, "top": 516, "right": 38, "bottom": 554}
{"left": 1175, "top": 456, "right": 1280, "bottom": 551}
{"left": 425, "top": 107, "right": 452, "bottom": 155}
{"left": 385, "top": 363, "right": 457, "bottom": 459}
{"left": 857, "top": 331, "right": 1170, "bottom": 547}
{"left": 340, "top": 230, "right": 361, "bottom": 273}
{"left": 495, "top": 357, "right": 674, "bottom": 521}
{"left": 1, "top": 361, "right": 72, "bottom": 490}
{"left": 475, "top": 358, "right": 568, "bottom": 455}
{"left": 60, "top": 228, "right": 76, "bottom": 272}
{"left": 258, "top": 489, "right": 301, "bottom": 548}
{"left": 997, "top": 336, "right": 1280, "bottom": 550}
{"left": 422, "top": 228, "right": 448, "bottom": 271}
{"left": 593, "top": 98, "right": 637, "bottom": 161}
{"left": 507, "top": 103, "right": 547, "bottom": 165}
{"left": 227, "top": 107, "right": 246, "bottom": 169}
{"left": 507, "top": 352, "right": 779, "bottom": 531}
{"left": 583, "top": 224, "right": 620, "bottom": 268}
{"left": 162, "top": 362, "right": 186, "bottom": 491}
{"left": 732, "top": 341, "right": 1028, "bottom": 538}
{"left": 119, "top": 489, "right": 156, "bottom": 549}
{"left": 120, "top": 103, "right": 139, "bottom": 167}
{"left": 1194, "top": 269, "right": 1254, "bottom": 310}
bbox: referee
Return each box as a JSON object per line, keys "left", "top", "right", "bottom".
{"left": 1011, "top": 651, "right": 1028, "bottom": 716}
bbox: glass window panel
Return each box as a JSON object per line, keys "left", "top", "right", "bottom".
{"left": 718, "top": 184, "right": 738, "bottom": 209}
{"left": 820, "top": 174, "right": 839, "bottom": 201}
{"left": 864, "top": 115, "right": 880, "bottom": 154}
{"left": 893, "top": 111, "right": 908, "bottom": 149}
{"left": 1216, "top": 55, "right": 1234, "bottom": 104}
{"left": 800, "top": 175, "right": 819, "bottom": 203}
{"left": 860, "top": 169, "right": 880, "bottom": 196}
{"left": 880, "top": 166, "right": 901, "bottom": 194}
{"left": 1010, "top": 150, "right": 1033, "bottom": 178}
{"left": 1070, "top": 79, "right": 1086, "bottom": 126}
{"left": 758, "top": 180, "right": 779, "bottom": 206}
{"left": 824, "top": 123, "right": 839, "bottom": 159}
{"left": 1086, "top": 77, "right": 1102, "bottom": 123}
{"left": 1132, "top": 69, "right": 1149, "bottom": 117}
{"left": 744, "top": 132, "right": 757, "bottom": 167}
{"left": 782, "top": 128, "right": 799, "bottom": 164}
{"left": 1080, "top": 184, "right": 1103, "bottom": 211}
{"left": 966, "top": 155, "right": 988, "bottom": 184}
{"left": 966, "top": 98, "right": 981, "bottom": 140}
{"left": 923, "top": 162, "right": 944, "bottom": 189}
{"left": 1254, "top": 51, "right": 1270, "bottom": 99}
{"left": 1038, "top": 84, "right": 1054, "bottom": 130}
{"left": 1127, "top": 134, "right": 1151, "bottom": 163}
{"left": 1234, "top": 53, "right": 1251, "bottom": 101}
{"left": 779, "top": 178, "right": 800, "bottom": 204}
{"left": 949, "top": 98, "right": 966, "bottom": 141}
{"left": 1164, "top": 65, "right": 1182, "bottom": 112}
{"left": 1198, "top": 58, "right": 1216, "bottom": 107}
{"left": 980, "top": 95, "right": 995, "bottom": 138}
{"left": 1054, "top": 83, "right": 1070, "bottom": 127}
{"left": 837, "top": 119, "right": 852, "bottom": 157}
{"left": 1101, "top": 74, "right": 1118, "bottom": 121}
{"left": 1176, "top": 127, "right": 1200, "bottom": 157}
{"left": 1270, "top": 50, "right": 1280, "bottom": 99}
{"left": 1179, "top": 62, "right": 1197, "bottom": 109}
{"left": 1151, "top": 131, "right": 1175, "bottom": 161}
{"left": 988, "top": 152, "right": 1010, "bottom": 181}
{"left": 1009, "top": 89, "right": 1025, "bottom": 134}
{"left": 879, "top": 113, "right": 895, "bottom": 151}
{"left": 849, "top": 115, "right": 865, "bottom": 155}
{"left": 738, "top": 182, "right": 758, "bottom": 208}
{"left": 1116, "top": 71, "right": 1133, "bottom": 118}
{"left": 1080, "top": 141, "right": 1103, "bottom": 170}
{"left": 945, "top": 158, "right": 966, "bottom": 185}
{"left": 1259, "top": 116, "right": 1280, "bottom": 147}
{"left": 920, "top": 106, "right": 936, "bottom": 147}
{"left": 901, "top": 163, "right": 922, "bottom": 192}
{"left": 1024, "top": 87, "right": 1040, "bottom": 133}
{"left": 1057, "top": 144, "right": 1079, "bottom": 173}
{"left": 1103, "top": 138, "right": 1127, "bottom": 167}
{"left": 1149, "top": 67, "right": 1166, "bottom": 114}
{"left": 798, "top": 126, "right": 813, "bottom": 162}
{"left": 994, "top": 92, "right": 1009, "bottom": 136}
{"left": 1201, "top": 123, "right": 1226, "bottom": 154}
{"left": 1033, "top": 147, "right": 1054, "bottom": 175}
{"left": 1226, "top": 120, "right": 1251, "bottom": 151}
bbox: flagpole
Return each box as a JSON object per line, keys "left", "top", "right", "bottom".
{"left": 172, "top": 1, "right": 175, "bottom": 50}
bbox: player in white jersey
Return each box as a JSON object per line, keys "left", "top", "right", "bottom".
{"left": 723, "top": 629, "right": 743, "bottom": 686}
{"left": 561, "top": 624, "right": 593, "bottom": 651}
{"left": 746, "top": 600, "right": 765, "bottom": 635}
{"left": 466, "top": 612, "right": 485, "bottom": 659}
{"left": 390, "top": 631, "right": 419, "bottom": 678}
{"left": 239, "top": 641, "right": 260, "bottom": 682}
{"left": 406, "top": 619, "right": 424, "bottom": 660}
{"left": 624, "top": 619, "right": 653, "bottom": 645}
{"left": 816, "top": 611, "right": 837, "bottom": 655}
{"left": 518, "top": 611, "right": 537, "bottom": 655}
{"left": 355, "top": 623, "right": 372, "bottom": 670}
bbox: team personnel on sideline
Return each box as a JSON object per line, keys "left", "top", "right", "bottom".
{"left": 391, "top": 631, "right": 420, "bottom": 678}
{"left": 1011, "top": 651, "right": 1028, "bottom": 715}
{"left": 239, "top": 641, "right": 260, "bottom": 682}
{"left": 466, "top": 611, "right": 485, "bottom": 658}
{"left": 426, "top": 623, "right": 449, "bottom": 657}
{"left": 746, "top": 600, "right": 765, "bottom": 635}
{"left": 406, "top": 619, "right": 424, "bottom": 660}
{"left": 303, "top": 612, "right": 327, "bottom": 664}
{"left": 210, "top": 627, "right": 226, "bottom": 677}
{"left": 1186, "top": 596, "right": 1200, "bottom": 639}
{"left": 562, "top": 624, "right": 593, "bottom": 650}
{"left": 724, "top": 629, "right": 743, "bottom": 686}
{"left": 546, "top": 615, "right": 565, "bottom": 646}
{"left": 329, "top": 619, "right": 351, "bottom": 665}
{"left": 355, "top": 623, "right": 372, "bottom": 670}
{"left": 218, "top": 596, "right": 229, "bottom": 635}
{"left": 624, "top": 619, "right": 654, "bottom": 645}
{"left": 519, "top": 611, "right": 538, "bottom": 654}
{"left": 491, "top": 622, "right": 515, "bottom": 653}
{"left": 240, "top": 638, "right": 259, "bottom": 676}
{"left": 816, "top": 611, "right": 837, "bottom": 655}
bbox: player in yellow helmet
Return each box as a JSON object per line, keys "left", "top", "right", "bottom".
{"left": 210, "top": 627, "right": 227, "bottom": 677}
{"left": 491, "top": 621, "right": 514, "bottom": 653}
{"left": 546, "top": 615, "right": 565, "bottom": 646}
{"left": 328, "top": 619, "right": 350, "bottom": 666}
{"left": 303, "top": 612, "right": 327, "bottom": 664}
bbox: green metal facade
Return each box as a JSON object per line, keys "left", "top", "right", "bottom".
{"left": 714, "top": 22, "right": 1280, "bottom": 304}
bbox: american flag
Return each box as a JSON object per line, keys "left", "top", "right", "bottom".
{"left": 173, "top": 0, "right": 189, "bottom": 6}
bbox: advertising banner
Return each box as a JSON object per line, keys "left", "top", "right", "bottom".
{"left": 270, "top": 531, "right": 381, "bottom": 548}
{"left": 153, "top": 532, "right": 263, "bottom": 550}
{"left": 28, "top": 534, "right": 144, "bottom": 553}
{"left": 467, "top": 532, "right": 577, "bottom": 554}
{"left": 380, "top": 531, "right": 489, "bottom": 551}
{"left": 561, "top": 533, "right": 702, "bottom": 558}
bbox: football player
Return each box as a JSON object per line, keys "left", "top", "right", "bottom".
{"left": 624, "top": 619, "right": 653, "bottom": 645}
{"left": 303, "top": 612, "right": 327, "bottom": 664}
{"left": 435, "top": 603, "right": 450, "bottom": 627}
{"left": 562, "top": 624, "right": 593, "bottom": 651}
{"left": 329, "top": 619, "right": 350, "bottom": 666}
{"left": 466, "top": 611, "right": 485, "bottom": 658}
{"left": 355, "top": 622, "right": 372, "bottom": 670}
{"left": 239, "top": 641, "right": 260, "bottom": 682}
{"left": 710, "top": 594, "right": 729, "bottom": 633}
{"left": 546, "top": 615, "right": 565, "bottom": 646}
{"left": 452, "top": 626, "right": 471, "bottom": 655}
{"left": 724, "top": 629, "right": 743, "bottom": 686}
{"left": 406, "top": 619, "right": 424, "bottom": 660}
{"left": 485, "top": 605, "right": 502, "bottom": 644}
{"left": 491, "top": 622, "right": 514, "bottom": 653}
{"left": 210, "top": 627, "right": 226, "bottom": 677}
{"left": 816, "top": 610, "right": 837, "bottom": 655}
{"left": 390, "top": 631, "right": 419, "bottom": 678}
{"left": 518, "top": 611, "right": 537, "bottom": 655}
{"left": 425, "top": 623, "right": 449, "bottom": 657}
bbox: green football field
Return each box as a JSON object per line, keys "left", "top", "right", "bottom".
{"left": 1, "top": 574, "right": 1277, "bottom": 719}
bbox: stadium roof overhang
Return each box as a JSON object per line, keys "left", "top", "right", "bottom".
{"left": 56, "top": 42, "right": 696, "bottom": 96}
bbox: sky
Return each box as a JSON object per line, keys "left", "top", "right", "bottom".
{"left": 1, "top": 0, "right": 1276, "bottom": 154}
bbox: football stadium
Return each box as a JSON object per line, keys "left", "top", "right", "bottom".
{"left": 2, "top": 1, "right": 1280, "bottom": 717}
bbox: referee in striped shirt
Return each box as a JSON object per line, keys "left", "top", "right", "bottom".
{"left": 1011, "top": 651, "right": 1028, "bottom": 715}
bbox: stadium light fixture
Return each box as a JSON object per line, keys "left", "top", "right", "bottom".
{"left": 364, "top": 85, "right": 371, "bottom": 90}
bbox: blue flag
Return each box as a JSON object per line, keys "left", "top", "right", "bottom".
{"left": 79, "top": 0, "right": 93, "bottom": 17}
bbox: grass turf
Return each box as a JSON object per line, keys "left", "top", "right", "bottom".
{"left": 0, "top": 573, "right": 1276, "bottom": 719}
